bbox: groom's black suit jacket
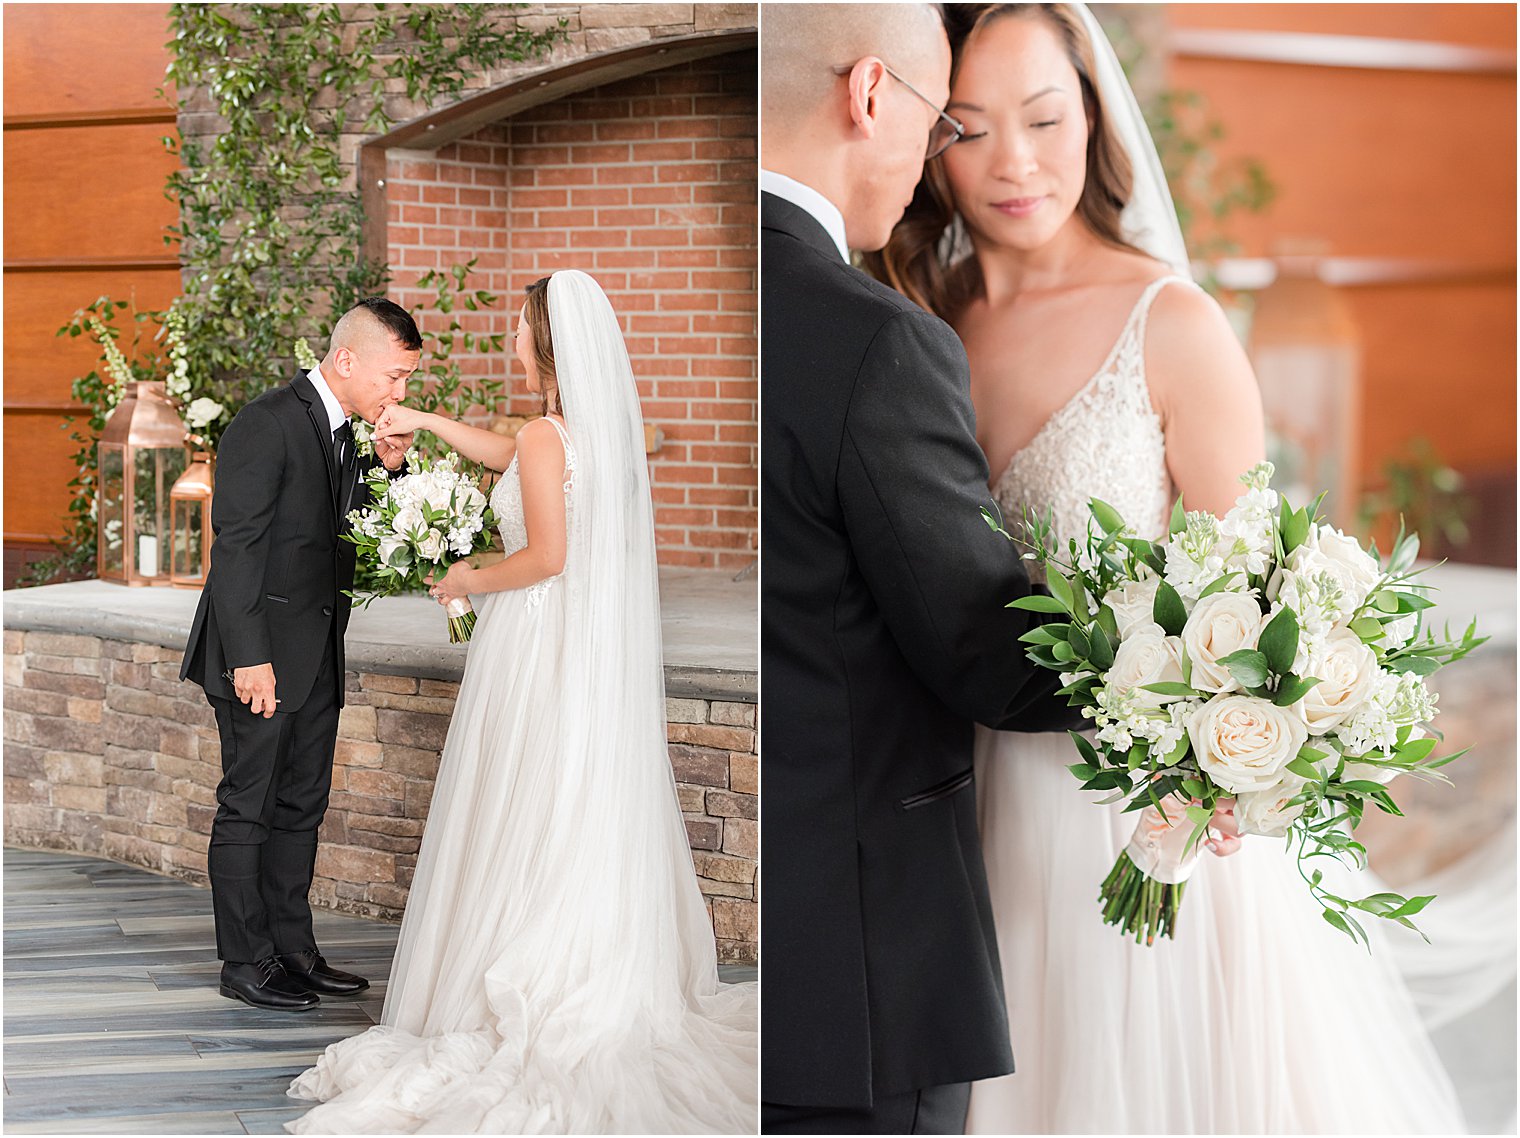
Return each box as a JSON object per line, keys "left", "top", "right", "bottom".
{"left": 180, "top": 372, "right": 385, "bottom": 713}
{"left": 761, "top": 192, "right": 1073, "bottom": 1110}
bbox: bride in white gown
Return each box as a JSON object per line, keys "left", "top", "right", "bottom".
{"left": 871, "top": 4, "right": 1489, "bottom": 1133}
{"left": 284, "top": 270, "right": 757, "bottom": 1133}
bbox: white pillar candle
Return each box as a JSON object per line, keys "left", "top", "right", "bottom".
{"left": 137, "top": 535, "right": 159, "bottom": 578}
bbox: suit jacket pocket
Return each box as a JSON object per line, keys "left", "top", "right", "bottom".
{"left": 899, "top": 767, "right": 974, "bottom": 810}
{"left": 265, "top": 593, "right": 290, "bottom": 604}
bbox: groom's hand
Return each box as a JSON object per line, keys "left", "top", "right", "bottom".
{"left": 233, "top": 663, "right": 279, "bottom": 718}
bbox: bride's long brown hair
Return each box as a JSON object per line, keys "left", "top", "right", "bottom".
{"left": 523, "top": 277, "right": 563, "bottom": 417}
{"left": 863, "top": 4, "right": 1147, "bottom": 322}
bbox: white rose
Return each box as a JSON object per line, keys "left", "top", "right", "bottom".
{"left": 1106, "top": 631, "right": 1187, "bottom": 705}
{"left": 1181, "top": 592, "right": 1267, "bottom": 694}
{"left": 1188, "top": 694, "right": 1308, "bottom": 794}
{"left": 417, "top": 528, "right": 444, "bottom": 562}
{"left": 1235, "top": 767, "right": 1309, "bottom": 837}
{"left": 1383, "top": 613, "right": 1418, "bottom": 649}
{"left": 1103, "top": 572, "right": 1162, "bottom": 640}
{"left": 392, "top": 505, "right": 426, "bottom": 538}
{"left": 377, "top": 535, "right": 409, "bottom": 569}
{"left": 184, "top": 396, "right": 226, "bottom": 428}
{"left": 1289, "top": 525, "right": 1380, "bottom": 617}
{"left": 1295, "top": 627, "right": 1379, "bottom": 735}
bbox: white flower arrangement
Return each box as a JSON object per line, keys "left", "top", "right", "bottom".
{"left": 344, "top": 450, "right": 496, "bottom": 642}
{"left": 989, "top": 462, "right": 1485, "bottom": 947}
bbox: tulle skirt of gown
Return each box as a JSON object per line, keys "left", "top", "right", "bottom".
{"left": 966, "top": 727, "right": 1468, "bottom": 1135}
{"left": 284, "top": 587, "right": 757, "bottom": 1133}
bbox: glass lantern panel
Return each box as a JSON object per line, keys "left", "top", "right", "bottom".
{"left": 172, "top": 499, "right": 206, "bottom": 579}
{"left": 98, "top": 446, "right": 126, "bottom": 578}
{"left": 132, "top": 447, "right": 187, "bottom": 581}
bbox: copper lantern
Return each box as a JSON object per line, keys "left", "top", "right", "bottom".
{"left": 169, "top": 452, "right": 214, "bottom": 588}
{"left": 96, "top": 380, "right": 189, "bottom": 585}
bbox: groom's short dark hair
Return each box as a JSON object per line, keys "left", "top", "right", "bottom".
{"left": 353, "top": 297, "right": 423, "bottom": 352}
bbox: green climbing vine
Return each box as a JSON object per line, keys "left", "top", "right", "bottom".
{"left": 28, "top": 3, "right": 563, "bottom": 584}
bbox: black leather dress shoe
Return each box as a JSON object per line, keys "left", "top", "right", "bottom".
{"left": 219, "top": 957, "right": 320, "bottom": 1011}
{"left": 278, "top": 948, "right": 370, "bottom": 996}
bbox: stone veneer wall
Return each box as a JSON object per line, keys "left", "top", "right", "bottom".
{"left": 3, "top": 629, "right": 758, "bottom": 963}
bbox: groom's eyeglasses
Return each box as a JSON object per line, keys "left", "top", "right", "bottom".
{"left": 832, "top": 61, "right": 967, "bottom": 159}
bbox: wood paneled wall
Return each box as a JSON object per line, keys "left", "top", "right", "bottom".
{"left": 3, "top": 4, "right": 178, "bottom": 581}
{"left": 1164, "top": 4, "right": 1516, "bottom": 535}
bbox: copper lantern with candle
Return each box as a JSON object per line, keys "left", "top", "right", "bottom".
{"left": 96, "top": 381, "right": 188, "bottom": 586}
{"left": 169, "top": 451, "right": 214, "bottom": 588}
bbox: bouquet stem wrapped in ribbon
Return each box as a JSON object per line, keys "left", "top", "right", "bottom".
{"left": 344, "top": 449, "right": 497, "bottom": 643}
{"left": 988, "top": 463, "right": 1486, "bottom": 948}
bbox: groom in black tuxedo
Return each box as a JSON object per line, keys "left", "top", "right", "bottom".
{"left": 761, "top": 6, "right": 1077, "bottom": 1133}
{"left": 181, "top": 299, "right": 419, "bottom": 1010}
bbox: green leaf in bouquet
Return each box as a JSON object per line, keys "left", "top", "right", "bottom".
{"left": 1027, "top": 644, "right": 1063, "bottom": 669}
{"left": 1197, "top": 571, "right": 1241, "bottom": 601}
{"left": 1094, "top": 602, "right": 1119, "bottom": 639}
{"left": 1296, "top": 743, "right": 1329, "bottom": 763}
{"left": 1046, "top": 566, "right": 1077, "bottom": 615}
{"left": 1396, "top": 736, "right": 1438, "bottom": 763}
{"left": 1126, "top": 743, "right": 1147, "bottom": 770}
{"left": 1286, "top": 755, "right": 1323, "bottom": 781}
{"left": 1152, "top": 578, "right": 1187, "bottom": 637}
{"left": 1257, "top": 606, "right": 1300, "bottom": 676}
{"left": 1018, "top": 626, "right": 1064, "bottom": 646}
{"left": 1185, "top": 804, "right": 1212, "bottom": 826}
{"left": 1348, "top": 615, "right": 1385, "bottom": 643}
{"left": 1008, "top": 594, "right": 1070, "bottom": 614}
{"left": 1068, "top": 762, "right": 1098, "bottom": 781}
{"left": 1051, "top": 640, "right": 1076, "bottom": 663}
{"left": 1218, "top": 649, "right": 1269, "bottom": 689}
{"left": 1371, "top": 590, "right": 1400, "bottom": 614}
{"left": 1179, "top": 645, "right": 1194, "bottom": 687}
{"left": 1393, "top": 591, "right": 1436, "bottom": 613}
{"left": 1087, "top": 625, "right": 1116, "bottom": 671}
{"left": 1065, "top": 624, "right": 1092, "bottom": 660}
{"left": 1272, "top": 673, "right": 1320, "bottom": 707}
{"left": 1388, "top": 529, "right": 1421, "bottom": 576}
{"left": 1161, "top": 734, "right": 1191, "bottom": 768}
{"left": 1169, "top": 495, "right": 1186, "bottom": 536}
{"left": 1140, "top": 682, "right": 1197, "bottom": 698}
{"left": 1388, "top": 654, "right": 1440, "bottom": 677}
{"left": 1182, "top": 817, "right": 1211, "bottom": 858}
{"left": 1349, "top": 892, "right": 1406, "bottom": 915}
{"left": 1388, "top": 894, "right": 1436, "bottom": 919}
{"left": 1419, "top": 746, "right": 1470, "bottom": 771}
{"left": 1281, "top": 506, "right": 1311, "bottom": 555}
{"left": 1321, "top": 908, "right": 1369, "bottom": 949}
{"left": 1089, "top": 498, "right": 1126, "bottom": 535}
{"left": 1181, "top": 778, "right": 1205, "bottom": 798}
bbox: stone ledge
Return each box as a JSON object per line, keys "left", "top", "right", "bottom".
{"left": 3, "top": 567, "right": 756, "bottom": 702}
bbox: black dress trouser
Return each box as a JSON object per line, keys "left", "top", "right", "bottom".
{"left": 206, "top": 636, "right": 340, "bottom": 964}
{"left": 762, "top": 1083, "right": 972, "bottom": 1135}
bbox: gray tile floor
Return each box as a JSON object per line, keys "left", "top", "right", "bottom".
{"left": 3, "top": 848, "right": 758, "bottom": 1134}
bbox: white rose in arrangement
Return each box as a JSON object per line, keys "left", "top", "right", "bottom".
{"left": 184, "top": 397, "right": 226, "bottom": 428}
{"left": 1182, "top": 592, "right": 1267, "bottom": 694}
{"left": 391, "top": 505, "right": 426, "bottom": 538}
{"left": 1106, "top": 631, "right": 1187, "bottom": 705}
{"left": 376, "top": 535, "right": 408, "bottom": 569}
{"left": 1383, "top": 613, "right": 1418, "bottom": 649}
{"left": 1294, "top": 627, "right": 1380, "bottom": 735}
{"left": 1287, "top": 525, "right": 1380, "bottom": 619}
{"left": 1235, "top": 767, "right": 1309, "bottom": 837}
{"left": 460, "top": 486, "right": 487, "bottom": 515}
{"left": 417, "top": 528, "right": 445, "bottom": 562}
{"left": 1103, "top": 570, "right": 1163, "bottom": 640}
{"left": 1188, "top": 694, "right": 1308, "bottom": 794}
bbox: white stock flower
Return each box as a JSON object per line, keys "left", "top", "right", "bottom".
{"left": 1334, "top": 670, "right": 1439, "bottom": 758}
{"left": 1182, "top": 592, "right": 1267, "bottom": 694}
{"left": 447, "top": 525, "right": 475, "bottom": 557}
{"left": 1163, "top": 511, "right": 1227, "bottom": 602}
{"left": 1188, "top": 694, "right": 1308, "bottom": 794}
{"left": 1106, "top": 631, "right": 1187, "bottom": 706}
{"left": 184, "top": 397, "right": 226, "bottom": 428}
{"left": 1294, "top": 627, "right": 1379, "bottom": 734}
{"left": 1103, "top": 570, "right": 1162, "bottom": 640}
{"left": 1235, "top": 766, "right": 1309, "bottom": 837}
{"left": 1285, "top": 525, "right": 1380, "bottom": 622}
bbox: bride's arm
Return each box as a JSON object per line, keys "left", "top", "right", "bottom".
{"left": 1145, "top": 282, "right": 1267, "bottom": 518}
{"left": 374, "top": 404, "right": 517, "bottom": 472}
{"left": 427, "top": 418, "right": 567, "bottom": 602}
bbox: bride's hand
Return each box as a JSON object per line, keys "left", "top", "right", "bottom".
{"left": 374, "top": 403, "right": 428, "bottom": 440}
{"left": 425, "top": 562, "right": 474, "bottom": 608}
{"left": 1205, "top": 798, "right": 1241, "bottom": 857}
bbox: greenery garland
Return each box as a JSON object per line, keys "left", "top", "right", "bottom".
{"left": 31, "top": 3, "right": 564, "bottom": 583}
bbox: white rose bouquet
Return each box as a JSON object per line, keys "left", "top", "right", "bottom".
{"left": 988, "top": 463, "right": 1485, "bottom": 947}
{"left": 344, "top": 449, "right": 495, "bottom": 642}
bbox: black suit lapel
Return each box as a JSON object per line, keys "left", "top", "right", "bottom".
{"left": 762, "top": 190, "right": 847, "bottom": 264}
{"left": 291, "top": 372, "right": 340, "bottom": 510}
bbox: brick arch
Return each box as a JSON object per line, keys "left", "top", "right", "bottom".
{"left": 364, "top": 31, "right": 758, "bottom": 570}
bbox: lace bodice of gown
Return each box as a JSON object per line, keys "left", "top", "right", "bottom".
{"left": 490, "top": 416, "right": 575, "bottom": 603}
{"left": 990, "top": 276, "right": 1186, "bottom": 561}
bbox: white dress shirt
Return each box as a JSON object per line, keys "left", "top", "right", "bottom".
{"left": 761, "top": 169, "right": 850, "bottom": 262}
{"left": 306, "top": 365, "right": 348, "bottom": 434}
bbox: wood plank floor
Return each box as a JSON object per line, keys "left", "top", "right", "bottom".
{"left": 3, "top": 848, "right": 758, "bottom": 1134}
